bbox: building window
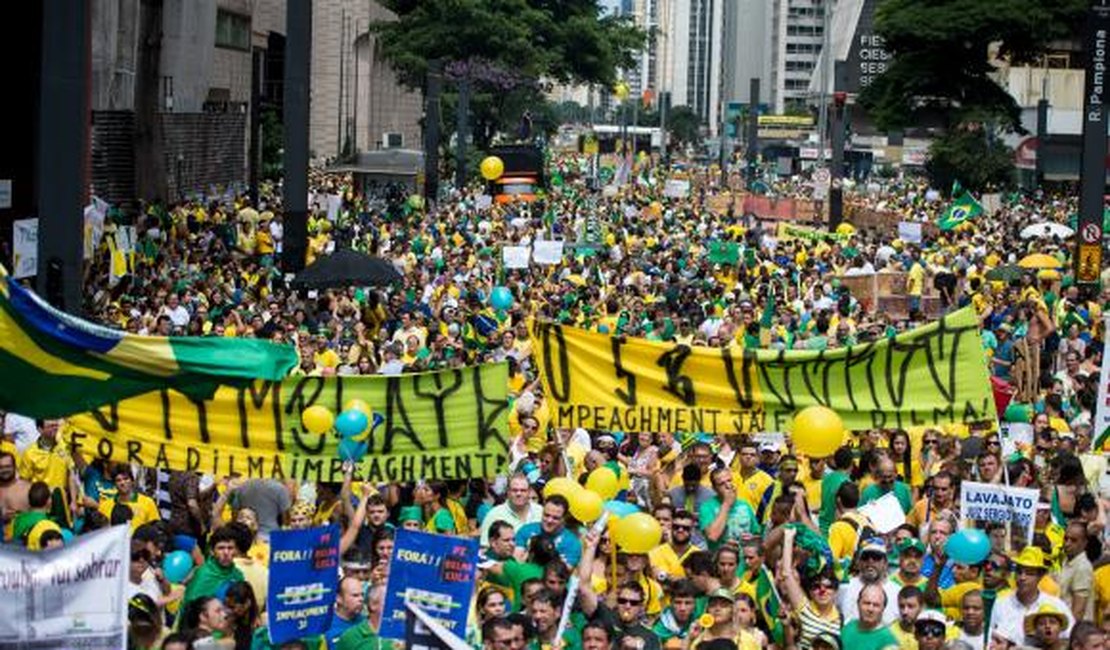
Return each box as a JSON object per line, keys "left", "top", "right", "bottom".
{"left": 216, "top": 10, "right": 251, "bottom": 51}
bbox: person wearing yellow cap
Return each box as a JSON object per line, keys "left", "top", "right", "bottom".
{"left": 1023, "top": 603, "right": 1069, "bottom": 650}
{"left": 990, "top": 546, "right": 1073, "bottom": 645}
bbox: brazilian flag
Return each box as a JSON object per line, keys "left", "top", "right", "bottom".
{"left": 0, "top": 265, "right": 297, "bottom": 418}
{"left": 937, "top": 191, "right": 984, "bottom": 231}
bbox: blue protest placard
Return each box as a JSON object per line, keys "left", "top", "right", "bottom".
{"left": 379, "top": 529, "right": 478, "bottom": 640}
{"left": 267, "top": 524, "right": 341, "bottom": 644}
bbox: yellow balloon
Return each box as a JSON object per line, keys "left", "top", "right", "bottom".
{"left": 570, "top": 489, "right": 604, "bottom": 523}
{"left": 585, "top": 467, "right": 620, "bottom": 500}
{"left": 613, "top": 82, "right": 630, "bottom": 101}
{"left": 480, "top": 156, "right": 505, "bottom": 181}
{"left": 836, "top": 222, "right": 856, "bottom": 236}
{"left": 791, "top": 405, "right": 844, "bottom": 457}
{"left": 613, "top": 512, "right": 662, "bottom": 553}
{"left": 301, "top": 405, "right": 335, "bottom": 434}
{"left": 543, "top": 477, "right": 580, "bottom": 500}
{"left": 343, "top": 399, "right": 372, "bottom": 417}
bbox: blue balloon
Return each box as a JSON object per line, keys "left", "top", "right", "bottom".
{"left": 491, "top": 286, "right": 513, "bottom": 311}
{"left": 945, "top": 528, "right": 991, "bottom": 564}
{"left": 603, "top": 500, "right": 640, "bottom": 518}
{"left": 173, "top": 534, "right": 198, "bottom": 553}
{"left": 338, "top": 437, "right": 368, "bottom": 462}
{"left": 162, "top": 549, "right": 194, "bottom": 584}
{"left": 60, "top": 528, "right": 74, "bottom": 545}
{"left": 335, "top": 409, "right": 369, "bottom": 438}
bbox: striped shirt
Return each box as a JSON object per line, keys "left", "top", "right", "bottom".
{"left": 797, "top": 600, "right": 842, "bottom": 650}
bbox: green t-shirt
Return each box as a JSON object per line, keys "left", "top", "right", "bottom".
{"left": 335, "top": 623, "right": 388, "bottom": 650}
{"left": 860, "top": 481, "right": 913, "bottom": 514}
{"left": 840, "top": 621, "right": 898, "bottom": 650}
{"left": 698, "top": 498, "right": 760, "bottom": 549}
{"left": 820, "top": 470, "right": 850, "bottom": 534}
{"left": 426, "top": 507, "right": 456, "bottom": 534}
{"left": 501, "top": 560, "right": 544, "bottom": 610}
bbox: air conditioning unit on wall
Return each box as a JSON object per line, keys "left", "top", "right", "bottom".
{"left": 382, "top": 132, "right": 403, "bottom": 148}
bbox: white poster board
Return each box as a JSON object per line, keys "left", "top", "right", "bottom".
{"left": 502, "top": 246, "right": 531, "bottom": 270}
{"left": 12, "top": 218, "right": 39, "bottom": 279}
{"left": 960, "top": 480, "right": 1039, "bottom": 546}
{"left": 898, "top": 221, "right": 923, "bottom": 244}
{"left": 0, "top": 525, "right": 129, "bottom": 650}
{"left": 663, "top": 179, "right": 691, "bottom": 198}
{"left": 532, "top": 240, "right": 565, "bottom": 265}
{"left": 858, "top": 492, "right": 906, "bottom": 534}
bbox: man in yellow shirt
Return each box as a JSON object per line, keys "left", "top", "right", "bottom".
{"left": 906, "top": 253, "right": 926, "bottom": 317}
{"left": 732, "top": 441, "right": 773, "bottom": 511}
{"left": 98, "top": 467, "right": 161, "bottom": 530}
{"left": 18, "top": 420, "right": 80, "bottom": 526}
{"left": 649, "top": 509, "right": 703, "bottom": 583}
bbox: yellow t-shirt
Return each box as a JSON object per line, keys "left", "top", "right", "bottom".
{"left": 314, "top": 348, "right": 341, "bottom": 369}
{"left": 890, "top": 622, "right": 919, "bottom": 650}
{"left": 1093, "top": 564, "right": 1110, "bottom": 624}
{"left": 940, "top": 580, "right": 983, "bottom": 621}
{"left": 649, "top": 544, "right": 695, "bottom": 582}
{"left": 18, "top": 445, "right": 74, "bottom": 492}
{"left": 907, "top": 263, "right": 925, "bottom": 296}
{"left": 98, "top": 493, "right": 161, "bottom": 530}
{"left": 734, "top": 470, "right": 773, "bottom": 511}
{"left": 828, "top": 520, "right": 859, "bottom": 563}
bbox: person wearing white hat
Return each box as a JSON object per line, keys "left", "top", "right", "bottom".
{"left": 837, "top": 538, "right": 901, "bottom": 626}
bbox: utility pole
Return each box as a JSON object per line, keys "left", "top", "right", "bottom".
{"left": 455, "top": 76, "right": 470, "bottom": 190}
{"left": 659, "top": 91, "right": 669, "bottom": 165}
{"left": 249, "top": 47, "right": 263, "bottom": 206}
{"left": 37, "top": 0, "right": 90, "bottom": 312}
{"left": 423, "top": 59, "right": 443, "bottom": 204}
{"left": 1076, "top": 0, "right": 1110, "bottom": 287}
{"left": 337, "top": 10, "right": 346, "bottom": 158}
{"left": 352, "top": 20, "right": 359, "bottom": 153}
{"left": 282, "top": 0, "right": 311, "bottom": 272}
{"left": 747, "top": 79, "right": 760, "bottom": 191}
{"left": 828, "top": 62, "right": 847, "bottom": 229}
{"left": 816, "top": 0, "right": 832, "bottom": 160}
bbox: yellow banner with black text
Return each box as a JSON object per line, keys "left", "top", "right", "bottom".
{"left": 531, "top": 308, "right": 994, "bottom": 436}
{"left": 65, "top": 364, "right": 510, "bottom": 482}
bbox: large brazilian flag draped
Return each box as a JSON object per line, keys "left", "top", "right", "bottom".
{"left": 0, "top": 265, "right": 298, "bottom": 418}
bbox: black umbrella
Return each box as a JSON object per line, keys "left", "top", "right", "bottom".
{"left": 290, "top": 247, "right": 402, "bottom": 289}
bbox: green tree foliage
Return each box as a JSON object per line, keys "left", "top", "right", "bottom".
{"left": 925, "top": 127, "right": 1015, "bottom": 192}
{"left": 665, "top": 106, "right": 701, "bottom": 149}
{"left": 861, "top": 0, "right": 1085, "bottom": 131}
{"left": 261, "top": 107, "right": 283, "bottom": 180}
{"left": 374, "top": 0, "right": 645, "bottom": 178}
{"left": 374, "top": 0, "right": 646, "bottom": 90}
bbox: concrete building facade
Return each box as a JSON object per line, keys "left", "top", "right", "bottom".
{"left": 88, "top": 0, "right": 423, "bottom": 205}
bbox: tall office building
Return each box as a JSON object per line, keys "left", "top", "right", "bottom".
{"left": 666, "top": 0, "right": 723, "bottom": 133}
{"left": 770, "top": 0, "right": 827, "bottom": 113}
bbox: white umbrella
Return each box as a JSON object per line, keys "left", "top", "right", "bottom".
{"left": 1020, "top": 222, "right": 1074, "bottom": 239}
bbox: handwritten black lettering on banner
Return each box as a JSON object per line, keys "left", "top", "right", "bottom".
{"left": 65, "top": 364, "right": 510, "bottom": 480}
{"left": 531, "top": 308, "right": 994, "bottom": 435}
